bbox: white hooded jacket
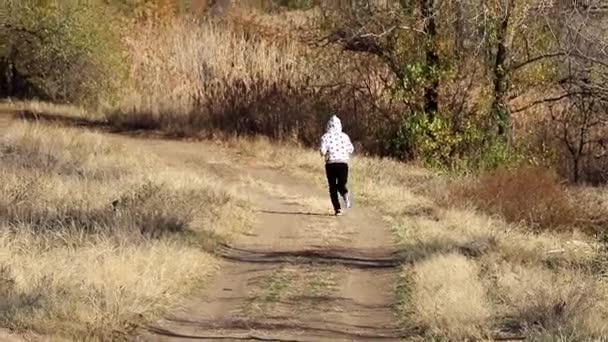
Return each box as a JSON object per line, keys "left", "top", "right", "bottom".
{"left": 320, "top": 115, "right": 354, "bottom": 164}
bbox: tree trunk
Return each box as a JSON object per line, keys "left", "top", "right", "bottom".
{"left": 0, "top": 57, "right": 10, "bottom": 98}
{"left": 454, "top": 1, "right": 464, "bottom": 60}
{"left": 572, "top": 155, "right": 580, "bottom": 183}
{"left": 420, "top": 0, "right": 439, "bottom": 117}
{"left": 491, "top": 1, "right": 513, "bottom": 139}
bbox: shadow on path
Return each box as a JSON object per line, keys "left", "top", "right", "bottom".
{"left": 217, "top": 244, "right": 401, "bottom": 269}
{"left": 258, "top": 210, "right": 334, "bottom": 217}
{"left": 146, "top": 326, "right": 302, "bottom": 341}
{"left": 15, "top": 109, "right": 190, "bottom": 140}
{"left": 147, "top": 316, "right": 409, "bottom": 341}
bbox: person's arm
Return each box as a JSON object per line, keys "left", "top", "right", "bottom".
{"left": 345, "top": 134, "right": 354, "bottom": 154}
{"left": 320, "top": 135, "right": 328, "bottom": 157}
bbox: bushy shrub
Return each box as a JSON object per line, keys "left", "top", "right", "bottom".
{"left": 450, "top": 166, "right": 577, "bottom": 231}
{"left": 392, "top": 112, "right": 520, "bottom": 172}
{"left": 0, "top": 2, "right": 126, "bottom": 106}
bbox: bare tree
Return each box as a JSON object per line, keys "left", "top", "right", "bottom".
{"left": 511, "top": 2, "right": 608, "bottom": 181}
{"left": 318, "top": 1, "right": 440, "bottom": 116}
{"left": 549, "top": 93, "right": 608, "bottom": 183}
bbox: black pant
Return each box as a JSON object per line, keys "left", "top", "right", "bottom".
{"left": 325, "top": 163, "right": 349, "bottom": 211}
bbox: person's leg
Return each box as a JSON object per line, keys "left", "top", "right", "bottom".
{"left": 337, "top": 163, "right": 351, "bottom": 208}
{"left": 325, "top": 163, "right": 341, "bottom": 213}
{"left": 337, "top": 163, "right": 349, "bottom": 196}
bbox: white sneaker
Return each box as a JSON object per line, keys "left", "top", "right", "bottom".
{"left": 335, "top": 210, "right": 343, "bottom": 216}
{"left": 343, "top": 193, "right": 352, "bottom": 209}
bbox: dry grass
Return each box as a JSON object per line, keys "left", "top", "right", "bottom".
{"left": 491, "top": 263, "right": 608, "bottom": 337}
{"left": 102, "top": 10, "right": 403, "bottom": 154}
{"left": 396, "top": 206, "right": 607, "bottom": 338}
{"left": 108, "top": 17, "right": 325, "bottom": 143}
{"left": 0, "top": 240, "right": 217, "bottom": 340}
{"left": 393, "top": 208, "right": 602, "bottom": 339}
{"left": 0, "top": 121, "right": 250, "bottom": 340}
{"left": 405, "top": 254, "right": 491, "bottom": 339}
{"left": 0, "top": 100, "right": 100, "bottom": 121}
{"left": 396, "top": 206, "right": 596, "bottom": 266}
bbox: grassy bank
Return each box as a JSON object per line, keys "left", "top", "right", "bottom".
{"left": 0, "top": 120, "right": 250, "bottom": 340}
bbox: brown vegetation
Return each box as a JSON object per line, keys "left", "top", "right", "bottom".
{"left": 0, "top": 119, "right": 250, "bottom": 340}
{"left": 449, "top": 166, "right": 576, "bottom": 231}
{"left": 445, "top": 165, "right": 608, "bottom": 235}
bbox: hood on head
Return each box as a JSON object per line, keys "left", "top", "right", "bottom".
{"left": 326, "top": 115, "right": 342, "bottom": 133}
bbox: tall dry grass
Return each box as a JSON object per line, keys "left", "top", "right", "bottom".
{"left": 109, "top": 16, "right": 327, "bottom": 142}
{"left": 0, "top": 121, "right": 250, "bottom": 340}
{"left": 492, "top": 263, "right": 608, "bottom": 337}
{"left": 105, "top": 12, "right": 402, "bottom": 153}
{"left": 406, "top": 254, "right": 491, "bottom": 339}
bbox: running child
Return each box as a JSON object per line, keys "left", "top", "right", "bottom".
{"left": 320, "top": 115, "right": 354, "bottom": 216}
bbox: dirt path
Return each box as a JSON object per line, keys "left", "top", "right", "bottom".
{"left": 0, "top": 109, "right": 404, "bottom": 341}
{"left": 131, "top": 139, "right": 404, "bottom": 341}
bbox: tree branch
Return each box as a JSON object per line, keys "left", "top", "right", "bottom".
{"left": 511, "top": 51, "right": 567, "bottom": 71}
{"left": 512, "top": 92, "right": 588, "bottom": 113}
